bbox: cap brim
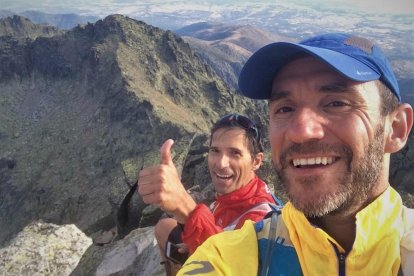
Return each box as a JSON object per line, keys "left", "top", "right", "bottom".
{"left": 238, "top": 42, "right": 381, "bottom": 99}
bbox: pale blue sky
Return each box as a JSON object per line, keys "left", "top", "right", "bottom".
{"left": 2, "top": 0, "right": 414, "bottom": 15}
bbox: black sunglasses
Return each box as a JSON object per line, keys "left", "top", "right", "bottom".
{"left": 215, "top": 114, "right": 259, "bottom": 139}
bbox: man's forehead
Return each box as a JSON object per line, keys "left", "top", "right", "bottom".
{"left": 273, "top": 56, "right": 336, "bottom": 80}
{"left": 212, "top": 127, "right": 245, "bottom": 140}
{"left": 211, "top": 128, "right": 248, "bottom": 145}
{"left": 270, "top": 57, "right": 351, "bottom": 96}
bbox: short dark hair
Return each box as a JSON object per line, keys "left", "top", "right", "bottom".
{"left": 210, "top": 114, "right": 263, "bottom": 157}
{"left": 377, "top": 80, "right": 399, "bottom": 116}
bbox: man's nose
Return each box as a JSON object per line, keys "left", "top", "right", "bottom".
{"left": 216, "top": 154, "right": 230, "bottom": 168}
{"left": 286, "top": 107, "right": 325, "bottom": 143}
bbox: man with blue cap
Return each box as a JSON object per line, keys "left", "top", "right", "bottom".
{"left": 178, "top": 33, "right": 414, "bottom": 275}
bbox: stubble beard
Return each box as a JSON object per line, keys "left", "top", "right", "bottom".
{"left": 275, "top": 124, "right": 385, "bottom": 218}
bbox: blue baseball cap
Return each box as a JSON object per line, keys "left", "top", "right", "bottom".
{"left": 238, "top": 33, "right": 401, "bottom": 102}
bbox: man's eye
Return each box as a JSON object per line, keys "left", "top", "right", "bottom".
{"left": 209, "top": 148, "right": 219, "bottom": 153}
{"left": 276, "top": 106, "right": 293, "bottom": 113}
{"left": 230, "top": 150, "right": 241, "bottom": 156}
{"left": 326, "top": 101, "right": 349, "bottom": 107}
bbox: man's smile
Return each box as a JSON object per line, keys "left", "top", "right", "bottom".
{"left": 292, "top": 156, "right": 337, "bottom": 168}
{"left": 215, "top": 172, "right": 234, "bottom": 179}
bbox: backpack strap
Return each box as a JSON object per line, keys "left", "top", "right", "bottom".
{"left": 271, "top": 193, "right": 284, "bottom": 207}
{"left": 260, "top": 210, "right": 279, "bottom": 276}
{"left": 255, "top": 209, "right": 302, "bottom": 276}
{"left": 223, "top": 202, "right": 277, "bottom": 231}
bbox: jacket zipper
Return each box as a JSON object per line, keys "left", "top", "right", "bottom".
{"left": 331, "top": 242, "right": 348, "bottom": 276}
{"left": 337, "top": 252, "right": 346, "bottom": 276}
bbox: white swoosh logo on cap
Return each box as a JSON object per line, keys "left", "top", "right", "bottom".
{"left": 356, "top": 70, "right": 373, "bottom": 76}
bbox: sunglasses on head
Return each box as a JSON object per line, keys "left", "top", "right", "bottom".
{"left": 216, "top": 114, "right": 259, "bottom": 139}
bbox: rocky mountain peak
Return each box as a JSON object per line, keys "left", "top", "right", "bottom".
{"left": 0, "top": 14, "right": 61, "bottom": 39}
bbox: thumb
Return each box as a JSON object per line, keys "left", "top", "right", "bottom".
{"left": 160, "top": 139, "right": 174, "bottom": 165}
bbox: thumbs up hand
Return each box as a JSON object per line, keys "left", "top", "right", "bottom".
{"left": 138, "top": 139, "right": 196, "bottom": 223}
{"left": 160, "top": 139, "right": 175, "bottom": 166}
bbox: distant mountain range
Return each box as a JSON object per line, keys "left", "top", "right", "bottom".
{"left": 3, "top": 8, "right": 411, "bottom": 105}
{"left": 176, "top": 21, "right": 414, "bottom": 106}
{"left": 174, "top": 22, "right": 294, "bottom": 90}
{"left": 0, "top": 9, "right": 99, "bottom": 29}
{"left": 0, "top": 15, "right": 62, "bottom": 38}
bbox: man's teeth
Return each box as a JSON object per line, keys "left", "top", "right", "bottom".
{"left": 216, "top": 173, "right": 232, "bottom": 179}
{"left": 293, "top": 157, "right": 334, "bottom": 167}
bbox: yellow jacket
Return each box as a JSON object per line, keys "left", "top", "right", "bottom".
{"left": 178, "top": 186, "right": 414, "bottom": 275}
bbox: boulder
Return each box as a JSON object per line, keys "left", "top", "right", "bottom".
{"left": 0, "top": 221, "right": 92, "bottom": 275}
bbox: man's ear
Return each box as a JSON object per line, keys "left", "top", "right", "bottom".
{"left": 253, "top": 152, "right": 264, "bottom": 170}
{"left": 384, "top": 103, "right": 413, "bottom": 153}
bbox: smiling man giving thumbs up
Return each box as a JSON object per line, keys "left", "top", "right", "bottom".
{"left": 138, "top": 114, "right": 281, "bottom": 276}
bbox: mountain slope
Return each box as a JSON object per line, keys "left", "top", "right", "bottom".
{"left": 0, "top": 14, "right": 267, "bottom": 245}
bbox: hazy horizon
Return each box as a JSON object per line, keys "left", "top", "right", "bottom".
{"left": 1, "top": 0, "right": 412, "bottom": 64}
{"left": 2, "top": 0, "right": 414, "bottom": 16}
